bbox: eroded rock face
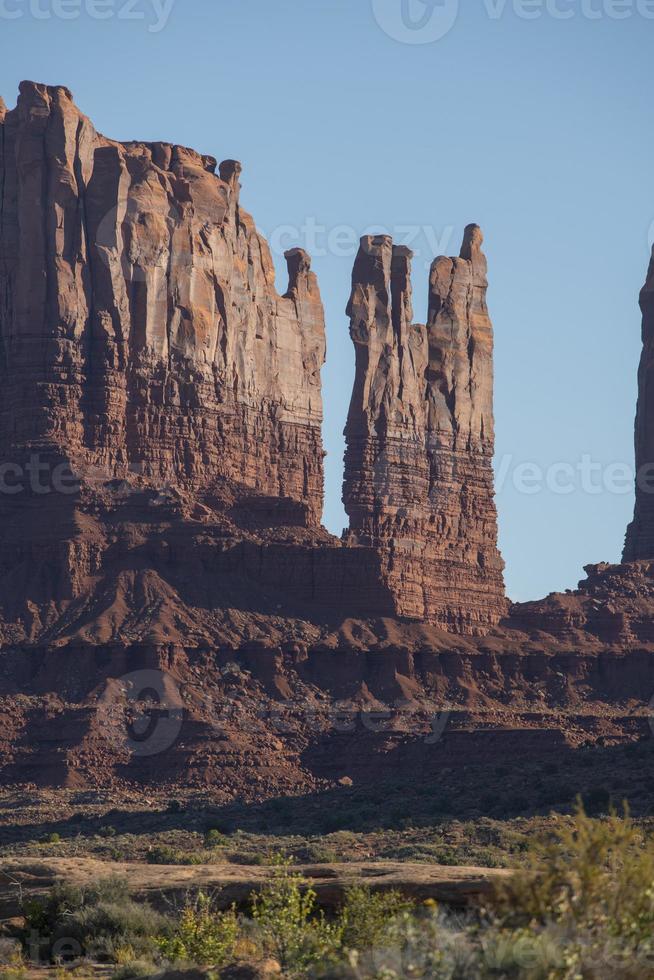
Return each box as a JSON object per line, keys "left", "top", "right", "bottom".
{"left": 0, "top": 81, "right": 326, "bottom": 525}
{"left": 624, "top": 247, "right": 654, "bottom": 561}
{"left": 0, "top": 81, "right": 399, "bottom": 639}
{"left": 343, "top": 228, "right": 507, "bottom": 633}
{"left": 0, "top": 81, "right": 501, "bottom": 643}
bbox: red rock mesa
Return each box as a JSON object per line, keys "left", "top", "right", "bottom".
{"left": 0, "top": 81, "right": 326, "bottom": 525}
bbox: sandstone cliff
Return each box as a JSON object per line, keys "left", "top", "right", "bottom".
{"left": 343, "top": 228, "right": 507, "bottom": 633}
{"left": 2, "top": 81, "right": 654, "bottom": 798}
{"left": 0, "top": 81, "right": 400, "bottom": 639}
{"left": 0, "top": 81, "right": 326, "bottom": 524}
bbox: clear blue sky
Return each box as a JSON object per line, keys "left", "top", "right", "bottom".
{"left": 1, "top": 0, "right": 652, "bottom": 601}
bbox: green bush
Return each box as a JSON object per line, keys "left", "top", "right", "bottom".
{"left": 337, "top": 886, "right": 411, "bottom": 951}
{"left": 228, "top": 851, "right": 268, "bottom": 866}
{"left": 296, "top": 844, "right": 338, "bottom": 864}
{"left": 22, "top": 876, "right": 170, "bottom": 964}
{"left": 156, "top": 893, "right": 238, "bottom": 967}
{"left": 145, "top": 845, "right": 204, "bottom": 865}
{"left": 495, "top": 801, "right": 654, "bottom": 944}
{"left": 204, "top": 828, "right": 229, "bottom": 847}
{"left": 250, "top": 856, "right": 339, "bottom": 974}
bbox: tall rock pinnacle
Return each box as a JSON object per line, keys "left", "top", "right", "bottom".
{"left": 343, "top": 226, "right": 507, "bottom": 633}
{"left": 624, "top": 246, "right": 654, "bottom": 560}
{"left": 0, "top": 81, "right": 326, "bottom": 524}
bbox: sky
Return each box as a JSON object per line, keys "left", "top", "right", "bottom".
{"left": 1, "top": 0, "right": 652, "bottom": 601}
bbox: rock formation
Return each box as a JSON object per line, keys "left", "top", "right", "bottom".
{"left": 0, "top": 80, "right": 508, "bottom": 641}
{"left": 0, "top": 81, "right": 400, "bottom": 638}
{"left": 0, "top": 81, "right": 325, "bottom": 525}
{"left": 343, "top": 229, "right": 507, "bottom": 633}
{"left": 2, "top": 81, "right": 654, "bottom": 798}
{"left": 624, "top": 246, "right": 654, "bottom": 560}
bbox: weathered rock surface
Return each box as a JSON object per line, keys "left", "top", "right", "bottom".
{"left": 3, "top": 81, "right": 654, "bottom": 800}
{"left": 0, "top": 82, "right": 381, "bottom": 636}
{"left": 0, "top": 856, "right": 510, "bottom": 917}
{"left": 343, "top": 230, "right": 506, "bottom": 634}
{"left": 0, "top": 81, "right": 506, "bottom": 642}
{"left": 0, "top": 81, "right": 325, "bottom": 523}
{"left": 624, "top": 246, "right": 654, "bottom": 560}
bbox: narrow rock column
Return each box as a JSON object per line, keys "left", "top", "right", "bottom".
{"left": 343, "top": 227, "right": 506, "bottom": 634}
{"left": 624, "top": 247, "right": 654, "bottom": 560}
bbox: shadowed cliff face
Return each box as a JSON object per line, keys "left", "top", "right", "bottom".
{"left": 0, "top": 81, "right": 326, "bottom": 524}
{"left": 343, "top": 228, "right": 506, "bottom": 634}
{"left": 624, "top": 247, "right": 654, "bottom": 561}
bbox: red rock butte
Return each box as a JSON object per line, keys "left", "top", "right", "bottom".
{"left": 0, "top": 80, "right": 507, "bottom": 639}
{"left": 2, "top": 82, "right": 654, "bottom": 794}
{"left": 0, "top": 80, "right": 326, "bottom": 525}
{"left": 343, "top": 230, "right": 506, "bottom": 633}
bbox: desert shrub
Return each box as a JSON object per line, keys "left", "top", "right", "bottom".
{"left": 22, "top": 876, "right": 170, "bottom": 964}
{"left": 337, "top": 886, "right": 412, "bottom": 952}
{"left": 23, "top": 882, "right": 86, "bottom": 936}
{"left": 295, "top": 843, "right": 338, "bottom": 864}
{"left": 250, "top": 856, "right": 339, "bottom": 974}
{"left": 380, "top": 844, "right": 428, "bottom": 862}
{"left": 0, "top": 969, "right": 27, "bottom": 980}
{"left": 204, "top": 828, "right": 229, "bottom": 847}
{"left": 156, "top": 893, "right": 238, "bottom": 967}
{"left": 145, "top": 845, "right": 181, "bottom": 864}
{"left": 329, "top": 907, "right": 477, "bottom": 979}
{"left": 228, "top": 851, "right": 268, "bottom": 866}
{"left": 145, "top": 845, "right": 204, "bottom": 865}
{"left": 495, "top": 801, "right": 654, "bottom": 945}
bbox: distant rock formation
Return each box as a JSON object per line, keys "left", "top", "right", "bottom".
{"left": 343, "top": 228, "right": 506, "bottom": 633}
{"left": 0, "top": 81, "right": 326, "bottom": 525}
{"left": 624, "top": 246, "right": 654, "bottom": 561}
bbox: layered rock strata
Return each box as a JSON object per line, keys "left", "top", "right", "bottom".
{"left": 0, "top": 81, "right": 399, "bottom": 634}
{"left": 0, "top": 81, "right": 326, "bottom": 525}
{"left": 343, "top": 229, "right": 506, "bottom": 633}
{"left": 624, "top": 246, "right": 654, "bottom": 560}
